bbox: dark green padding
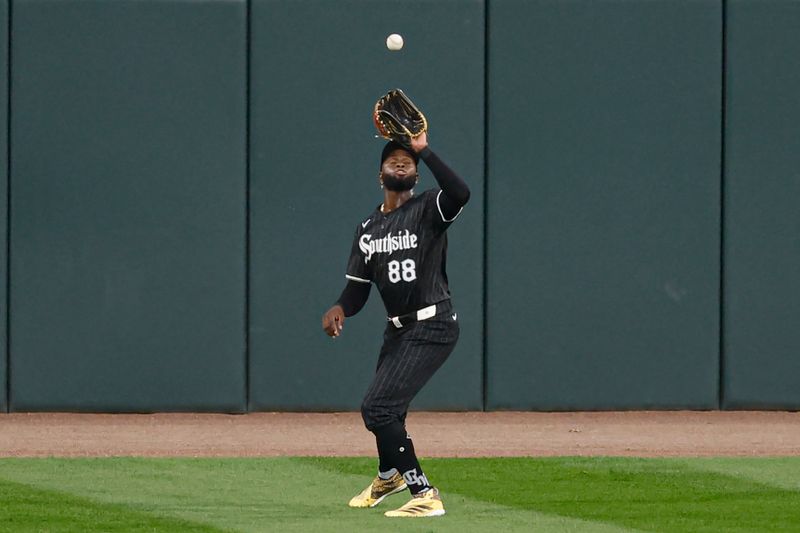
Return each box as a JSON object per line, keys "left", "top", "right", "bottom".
{"left": 486, "top": 0, "right": 721, "bottom": 409}
{"left": 248, "top": 0, "right": 484, "bottom": 410}
{"left": 0, "top": 0, "right": 7, "bottom": 412}
{"left": 9, "top": 0, "right": 247, "bottom": 411}
{"left": 723, "top": 0, "right": 800, "bottom": 409}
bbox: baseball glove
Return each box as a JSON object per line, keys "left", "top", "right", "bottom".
{"left": 373, "top": 89, "right": 428, "bottom": 148}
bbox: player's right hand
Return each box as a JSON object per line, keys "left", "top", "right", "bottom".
{"left": 322, "top": 305, "right": 345, "bottom": 338}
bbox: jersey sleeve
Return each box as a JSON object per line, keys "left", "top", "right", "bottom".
{"left": 344, "top": 226, "right": 372, "bottom": 284}
{"left": 423, "top": 189, "right": 464, "bottom": 232}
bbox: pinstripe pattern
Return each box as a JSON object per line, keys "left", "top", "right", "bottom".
{"left": 345, "top": 190, "right": 456, "bottom": 317}
{"left": 361, "top": 310, "right": 459, "bottom": 430}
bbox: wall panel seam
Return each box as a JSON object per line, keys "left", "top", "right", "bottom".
{"left": 4, "top": 0, "right": 12, "bottom": 413}
{"left": 481, "top": 0, "right": 489, "bottom": 412}
{"left": 718, "top": 0, "right": 727, "bottom": 410}
{"left": 245, "top": 0, "right": 252, "bottom": 412}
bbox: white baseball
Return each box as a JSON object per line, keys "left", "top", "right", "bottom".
{"left": 386, "top": 33, "right": 404, "bottom": 51}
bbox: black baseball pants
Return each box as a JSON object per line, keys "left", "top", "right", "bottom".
{"left": 360, "top": 307, "right": 459, "bottom": 431}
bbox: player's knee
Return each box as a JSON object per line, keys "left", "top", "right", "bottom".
{"left": 361, "top": 399, "right": 394, "bottom": 432}
{"left": 360, "top": 399, "right": 375, "bottom": 429}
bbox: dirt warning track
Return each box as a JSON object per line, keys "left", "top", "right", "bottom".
{"left": 1, "top": 411, "right": 798, "bottom": 458}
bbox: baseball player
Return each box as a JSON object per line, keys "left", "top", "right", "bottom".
{"left": 321, "top": 131, "right": 470, "bottom": 518}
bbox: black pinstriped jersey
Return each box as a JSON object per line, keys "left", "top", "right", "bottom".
{"left": 345, "top": 189, "right": 463, "bottom": 317}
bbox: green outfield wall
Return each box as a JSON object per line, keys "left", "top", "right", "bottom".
{"left": 248, "top": 0, "right": 484, "bottom": 411}
{"left": 8, "top": 0, "right": 247, "bottom": 411}
{"left": 1, "top": 0, "right": 798, "bottom": 412}
{"left": 486, "top": 0, "right": 722, "bottom": 409}
{"left": 722, "top": 0, "right": 800, "bottom": 408}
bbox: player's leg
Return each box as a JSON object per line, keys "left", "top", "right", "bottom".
{"left": 348, "top": 334, "right": 408, "bottom": 508}
{"left": 362, "top": 313, "right": 459, "bottom": 516}
{"left": 350, "top": 317, "right": 456, "bottom": 508}
{"left": 362, "top": 313, "right": 460, "bottom": 435}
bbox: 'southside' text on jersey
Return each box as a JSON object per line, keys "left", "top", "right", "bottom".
{"left": 359, "top": 230, "right": 419, "bottom": 264}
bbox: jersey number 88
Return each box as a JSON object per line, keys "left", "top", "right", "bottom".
{"left": 388, "top": 259, "right": 417, "bottom": 283}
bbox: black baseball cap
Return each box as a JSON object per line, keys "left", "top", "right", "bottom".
{"left": 380, "top": 140, "right": 419, "bottom": 169}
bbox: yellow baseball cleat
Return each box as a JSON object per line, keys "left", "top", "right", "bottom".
{"left": 384, "top": 487, "right": 445, "bottom": 517}
{"left": 348, "top": 472, "right": 407, "bottom": 508}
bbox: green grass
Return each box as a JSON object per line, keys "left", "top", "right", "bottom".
{"left": 0, "top": 457, "right": 799, "bottom": 532}
{"left": 0, "top": 477, "right": 224, "bottom": 533}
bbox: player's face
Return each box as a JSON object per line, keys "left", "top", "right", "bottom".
{"left": 381, "top": 149, "right": 418, "bottom": 191}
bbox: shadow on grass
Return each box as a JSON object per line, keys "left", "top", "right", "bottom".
{"left": 0, "top": 478, "right": 228, "bottom": 533}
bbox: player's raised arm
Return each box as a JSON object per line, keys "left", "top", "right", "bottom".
{"left": 410, "top": 133, "right": 470, "bottom": 220}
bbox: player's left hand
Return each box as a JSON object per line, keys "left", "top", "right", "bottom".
{"left": 410, "top": 132, "right": 428, "bottom": 153}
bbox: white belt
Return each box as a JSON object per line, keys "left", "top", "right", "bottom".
{"left": 389, "top": 304, "right": 438, "bottom": 329}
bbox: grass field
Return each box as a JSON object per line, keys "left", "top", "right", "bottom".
{"left": 1, "top": 457, "right": 799, "bottom": 532}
